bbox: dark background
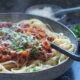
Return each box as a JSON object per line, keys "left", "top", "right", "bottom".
{"left": 0, "top": 0, "right": 80, "bottom": 12}
{"left": 0, "top": 0, "right": 80, "bottom": 80}
{"left": 0, "top": 0, "right": 80, "bottom": 25}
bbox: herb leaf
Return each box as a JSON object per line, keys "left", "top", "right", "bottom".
{"left": 70, "top": 25, "right": 80, "bottom": 40}
{"left": 56, "top": 57, "right": 60, "bottom": 64}
{"left": 0, "top": 30, "right": 4, "bottom": 33}
{"left": 25, "top": 36, "right": 29, "bottom": 45}
{"left": 31, "top": 46, "right": 37, "bottom": 57}
{"left": 17, "top": 48, "right": 24, "bottom": 52}
{"left": 10, "top": 42, "right": 17, "bottom": 49}
{"left": 33, "top": 68, "right": 38, "bottom": 72}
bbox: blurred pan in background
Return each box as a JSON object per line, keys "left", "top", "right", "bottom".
{"left": 25, "top": 4, "right": 67, "bottom": 24}
{"left": 0, "top": 0, "right": 80, "bottom": 25}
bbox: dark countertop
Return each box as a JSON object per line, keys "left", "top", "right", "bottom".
{"left": 0, "top": 0, "right": 80, "bottom": 80}
{"left": 55, "top": 61, "right": 80, "bottom": 80}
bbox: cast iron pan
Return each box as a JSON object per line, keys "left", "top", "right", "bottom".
{"left": 0, "top": 13, "right": 78, "bottom": 80}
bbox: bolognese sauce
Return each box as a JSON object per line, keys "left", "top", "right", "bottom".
{"left": 0, "top": 22, "right": 54, "bottom": 65}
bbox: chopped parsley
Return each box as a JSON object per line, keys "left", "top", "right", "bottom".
{"left": 17, "top": 48, "right": 24, "bottom": 52}
{"left": 0, "top": 30, "right": 4, "bottom": 33}
{"left": 10, "top": 40, "right": 23, "bottom": 50}
{"left": 25, "top": 36, "right": 29, "bottom": 45}
{"left": 33, "top": 68, "right": 38, "bottom": 72}
{"left": 31, "top": 21, "right": 35, "bottom": 24}
{"left": 17, "top": 39, "right": 23, "bottom": 43}
{"left": 10, "top": 26, "right": 17, "bottom": 30}
{"left": 31, "top": 44, "right": 42, "bottom": 57}
{"left": 0, "top": 30, "right": 11, "bottom": 36}
{"left": 70, "top": 25, "right": 80, "bottom": 40}
{"left": 37, "top": 44, "right": 42, "bottom": 49}
{"left": 18, "top": 43, "right": 23, "bottom": 49}
{"left": 10, "top": 42, "right": 17, "bottom": 49}
{"left": 25, "top": 69, "right": 28, "bottom": 72}
{"left": 31, "top": 46, "right": 37, "bottom": 57}
{"left": 33, "top": 39, "right": 39, "bottom": 44}
{"left": 56, "top": 57, "right": 60, "bottom": 64}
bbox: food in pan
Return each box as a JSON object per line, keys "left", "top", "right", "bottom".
{"left": 0, "top": 19, "right": 74, "bottom": 73}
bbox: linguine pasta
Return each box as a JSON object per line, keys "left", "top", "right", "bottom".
{"left": 0, "top": 19, "right": 74, "bottom": 73}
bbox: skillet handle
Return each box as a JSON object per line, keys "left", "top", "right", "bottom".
{"left": 50, "top": 42, "right": 80, "bottom": 61}
{"left": 54, "top": 7, "right": 80, "bottom": 16}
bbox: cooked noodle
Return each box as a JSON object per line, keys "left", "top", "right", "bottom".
{"left": 0, "top": 19, "right": 74, "bottom": 73}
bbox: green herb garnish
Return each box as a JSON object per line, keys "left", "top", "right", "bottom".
{"left": 37, "top": 45, "right": 42, "bottom": 49}
{"left": 17, "top": 39, "right": 23, "bottom": 43}
{"left": 17, "top": 48, "right": 24, "bottom": 52}
{"left": 33, "top": 68, "right": 38, "bottom": 72}
{"left": 0, "top": 30, "right": 11, "bottom": 36}
{"left": 25, "top": 69, "right": 28, "bottom": 72}
{"left": 0, "top": 30, "right": 4, "bottom": 33}
{"left": 33, "top": 39, "right": 39, "bottom": 44}
{"left": 18, "top": 43, "right": 23, "bottom": 49}
{"left": 31, "top": 21, "right": 35, "bottom": 24}
{"left": 10, "top": 26, "right": 17, "bottom": 30}
{"left": 31, "top": 46, "right": 37, "bottom": 56}
{"left": 16, "top": 32, "right": 21, "bottom": 35}
{"left": 56, "top": 57, "right": 60, "bottom": 64}
{"left": 10, "top": 42, "right": 17, "bottom": 49}
{"left": 25, "top": 36, "right": 29, "bottom": 45}
{"left": 70, "top": 25, "right": 80, "bottom": 40}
